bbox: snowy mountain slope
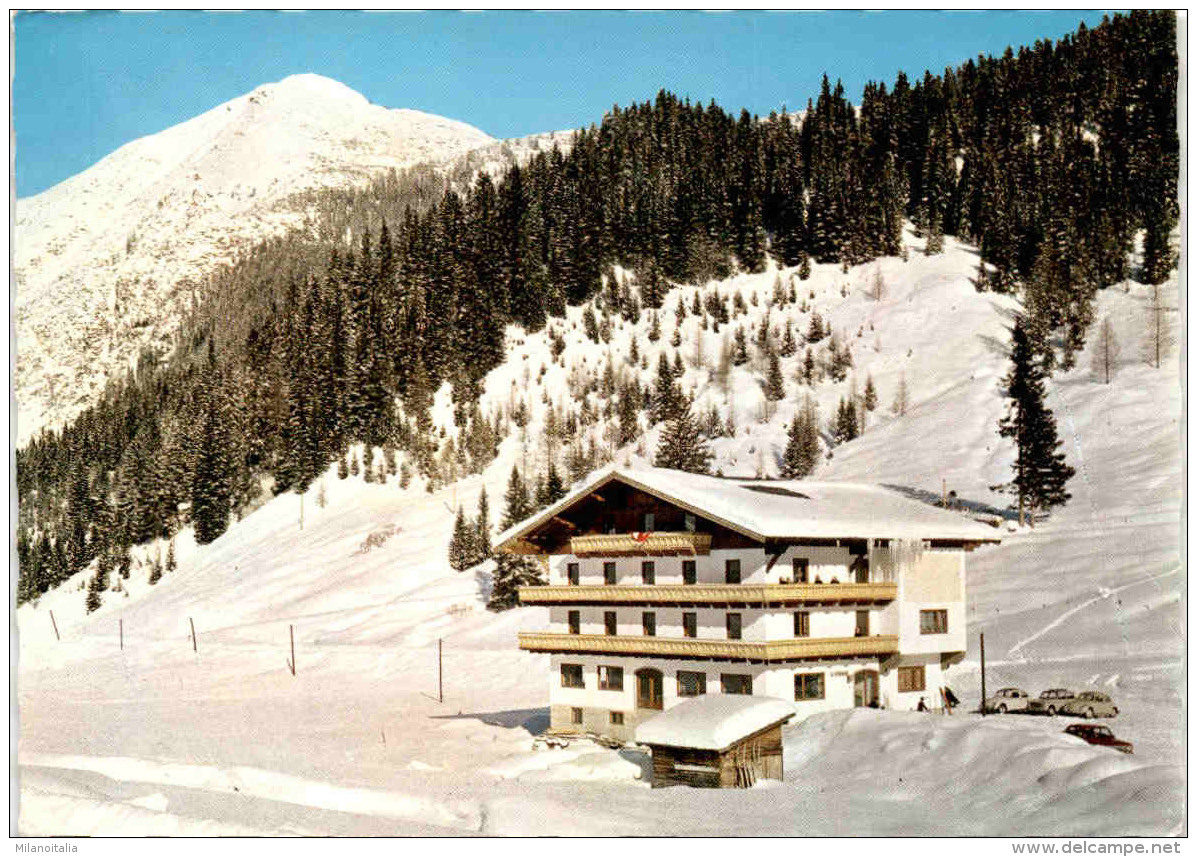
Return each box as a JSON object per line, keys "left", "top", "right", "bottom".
{"left": 16, "top": 228, "right": 1184, "bottom": 834}
{"left": 14, "top": 74, "right": 495, "bottom": 445}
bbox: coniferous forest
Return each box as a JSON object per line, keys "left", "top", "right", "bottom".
{"left": 16, "top": 12, "right": 1178, "bottom": 605}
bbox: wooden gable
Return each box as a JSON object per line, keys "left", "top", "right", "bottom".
{"left": 505, "top": 477, "right": 760, "bottom": 555}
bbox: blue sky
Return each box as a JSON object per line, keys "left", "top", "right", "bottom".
{"left": 13, "top": 10, "right": 1108, "bottom": 198}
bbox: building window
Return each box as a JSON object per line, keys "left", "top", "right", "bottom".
{"left": 598, "top": 665, "right": 624, "bottom": 691}
{"left": 571, "top": 707, "right": 583, "bottom": 725}
{"left": 561, "top": 664, "right": 584, "bottom": 689}
{"left": 721, "top": 673, "right": 753, "bottom": 695}
{"left": 726, "top": 613, "right": 742, "bottom": 640}
{"left": 677, "top": 671, "right": 707, "bottom": 697}
{"left": 604, "top": 562, "right": 617, "bottom": 585}
{"left": 683, "top": 560, "right": 697, "bottom": 585}
{"left": 855, "top": 610, "right": 870, "bottom": 637}
{"left": 683, "top": 612, "right": 697, "bottom": 638}
{"left": 641, "top": 561, "right": 655, "bottom": 585}
{"left": 604, "top": 611, "right": 618, "bottom": 636}
{"left": 642, "top": 612, "right": 656, "bottom": 636}
{"left": 610, "top": 711, "right": 624, "bottom": 725}
{"left": 851, "top": 555, "right": 870, "bottom": 584}
{"left": 795, "top": 673, "right": 825, "bottom": 701}
{"left": 567, "top": 562, "right": 579, "bottom": 585}
{"left": 643, "top": 513, "right": 655, "bottom": 531}
{"left": 792, "top": 557, "right": 809, "bottom": 583}
{"left": 795, "top": 611, "right": 810, "bottom": 637}
{"left": 568, "top": 610, "right": 580, "bottom": 635}
{"left": 725, "top": 559, "right": 741, "bottom": 584}
{"left": 684, "top": 513, "right": 696, "bottom": 532}
{"left": 920, "top": 609, "right": 948, "bottom": 635}
{"left": 898, "top": 666, "right": 926, "bottom": 693}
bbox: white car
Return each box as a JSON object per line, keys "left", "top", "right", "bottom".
{"left": 983, "top": 687, "right": 1031, "bottom": 714}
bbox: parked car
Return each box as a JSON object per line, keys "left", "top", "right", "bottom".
{"left": 1060, "top": 690, "right": 1119, "bottom": 719}
{"left": 1063, "top": 723, "right": 1133, "bottom": 754}
{"left": 983, "top": 687, "right": 1031, "bottom": 714}
{"left": 1028, "top": 688, "right": 1075, "bottom": 716}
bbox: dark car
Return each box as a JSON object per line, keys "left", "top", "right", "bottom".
{"left": 1064, "top": 723, "right": 1134, "bottom": 754}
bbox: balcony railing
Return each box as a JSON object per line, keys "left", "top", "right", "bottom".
{"left": 569, "top": 532, "right": 713, "bottom": 556}
{"left": 517, "top": 632, "right": 900, "bottom": 661}
{"left": 519, "top": 582, "right": 897, "bottom": 606}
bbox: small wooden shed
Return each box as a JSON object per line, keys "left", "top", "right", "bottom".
{"left": 635, "top": 696, "right": 795, "bottom": 789}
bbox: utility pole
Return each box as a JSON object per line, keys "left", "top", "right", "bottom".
{"left": 980, "top": 632, "right": 987, "bottom": 718}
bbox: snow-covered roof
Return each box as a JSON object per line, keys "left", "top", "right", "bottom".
{"left": 635, "top": 695, "right": 795, "bottom": 751}
{"left": 494, "top": 464, "right": 1001, "bottom": 549}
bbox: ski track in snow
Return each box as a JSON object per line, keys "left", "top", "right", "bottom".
{"left": 1007, "top": 566, "right": 1180, "bottom": 660}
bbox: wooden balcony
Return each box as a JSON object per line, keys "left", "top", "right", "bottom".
{"left": 517, "top": 632, "right": 900, "bottom": 662}
{"left": 518, "top": 582, "right": 897, "bottom": 606}
{"left": 569, "top": 532, "right": 713, "bottom": 557}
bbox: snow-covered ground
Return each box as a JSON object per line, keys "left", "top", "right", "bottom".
{"left": 15, "top": 228, "right": 1184, "bottom": 836}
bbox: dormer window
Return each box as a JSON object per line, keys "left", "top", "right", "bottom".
{"left": 684, "top": 513, "right": 696, "bottom": 532}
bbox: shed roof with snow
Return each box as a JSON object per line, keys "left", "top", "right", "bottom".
{"left": 635, "top": 695, "right": 796, "bottom": 751}
{"left": 494, "top": 464, "right": 1001, "bottom": 551}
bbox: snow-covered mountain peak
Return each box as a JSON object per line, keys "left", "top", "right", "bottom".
{"left": 259, "top": 72, "right": 372, "bottom": 105}
{"left": 14, "top": 76, "right": 495, "bottom": 446}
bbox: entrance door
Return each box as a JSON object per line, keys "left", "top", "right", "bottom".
{"left": 854, "top": 670, "right": 879, "bottom": 708}
{"left": 636, "top": 668, "right": 664, "bottom": 710}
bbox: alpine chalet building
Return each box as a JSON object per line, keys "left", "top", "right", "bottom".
{"left": 495, "top": 465, "right": 1000, "bottom": 742}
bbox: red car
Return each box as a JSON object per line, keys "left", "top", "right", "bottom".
{"left": 1063, "top": 723, "right": 1134, "bottom": 754}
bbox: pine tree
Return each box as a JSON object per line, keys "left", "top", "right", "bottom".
{"left": 802, "top": 348, "right": 817, "bottom": 386}
{"left": 474, "top": 487, "right": 492, "bottom": 563}
{"left": 806, "top": 311, "right": 825, "bottom": 344}
{"left": 732, "top": 326, "right": 749, "bottom": 366}
{"left": 653, "top": 398, "right": 713, "bottom": 474}
{"left": 487, "top": 551, "right": 547, "bottom": 611}
{"left": 85, "top": 564, "right": 105, "bottom": 613}
{"left": 999, "top": 318, "right": 1075, "bottom": 525}
{"left": 647, "top": 311, "right": 661, "bottom": 342}
{"left": 779, "top": 321, "right": 797, "bottom": 357}
{"left": 764, "top": 349, "right": 785, "bottom": 401}
{"left": 501, "top": 466, "right": 533, "bottom": 530}
{"left": 148, "top": 550, "right": 163, "bottom": 586}
{"left": 448, "top": 505, "right": 473, "bottom": 571}
{"left": 166, "top": 538, "right": 177, "bottom": 573}
{"left": 834, "top": 397, "right": 859, "bottom": 445}
{"left": 651, "top": 353, "right": 680, "bottom": 424}
{"left": 798, "top": 252, "right": 811, "bottom": 281}
{"left": 618, "top": 381, "right": 641, "bottom": 445}
{"left": 781, "top": 396, "right": 821, "bottom": 478}
{"left": 864, "top": 374, "right": 878, "bottom": 411}
{"left": 192, "top": 341, "right": 231, "bottom": 546}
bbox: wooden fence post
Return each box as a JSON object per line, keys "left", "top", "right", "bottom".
{"left": 190, "top": 617, "right": 197, "bottom": 653}
{"left": 286, "top": 624, "right": 296, "bottom": 676}
{"left": 49, "top": 610, "right": 60, "bottom": 642}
